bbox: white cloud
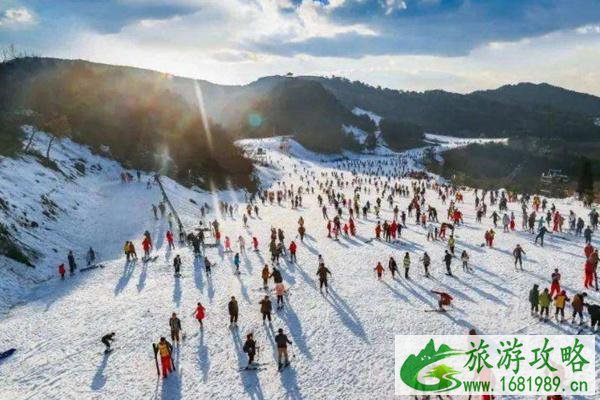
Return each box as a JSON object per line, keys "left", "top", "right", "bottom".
{"left": 384, "top": 0, "right": 407, "bottom": 16}
{"left": 0, "top": 7, "right": 34, "bottom": 27}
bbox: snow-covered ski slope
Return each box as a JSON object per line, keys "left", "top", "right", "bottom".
{"left": 1, "top": 133, "right": 599, "bottom": 400}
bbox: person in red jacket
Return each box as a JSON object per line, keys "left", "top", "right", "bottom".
{"left": 289, "top": 241, "right": 297, "bottom": 263}
{"left": 584, "top": 243, "right": 594, "bottom": 259}
{"left": 166, "top": 230, "right": 175, "bottom": 250}
{"left": 252, "top": 236, "right": 259, "bottom": 252}
{"left": 58, "top": 264, "right": 66, "bottom": 279}
{"left": 142, "top": 236, "right": 152, "bottom": 258}
{"left": 349, "top": 218, "right": 356, "bottom": 236}
{"left": 584, "top": 259, "right": 595, "bottom": 288}
{"left": 432, "top": 290, "right": 453, "bottom": 311}
{"left": 192, "top": 302, "right": 205, "bottom": 328}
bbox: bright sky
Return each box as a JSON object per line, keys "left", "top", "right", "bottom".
{"left": 2, "top": 0, "right": 600, "bottom": 95}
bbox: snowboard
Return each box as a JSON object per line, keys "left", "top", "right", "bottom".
{"left": 0, "top": 348, "right": 16, "bottom": 360}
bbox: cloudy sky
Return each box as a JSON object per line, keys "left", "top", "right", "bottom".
{"left": 3, "top": 0, "right": 600, "bottom": 94}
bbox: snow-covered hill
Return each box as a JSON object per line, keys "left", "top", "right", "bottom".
{"left": 0, "top": 132, "right": 598, "bottom": 399}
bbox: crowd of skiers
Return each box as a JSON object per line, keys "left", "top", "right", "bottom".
{"left": 69, "top": 158, "right": 600, "bottom": 391}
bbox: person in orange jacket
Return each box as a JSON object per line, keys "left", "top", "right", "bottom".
{"left": 374, "top": 262, "right": 384, "bottom": 280}
{"left": 375, "top": 222, "right": 382, "bottom": 240}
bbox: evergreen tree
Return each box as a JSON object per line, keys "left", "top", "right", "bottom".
{"left": 577, "top": 158, "right": 594, "bottom": 200}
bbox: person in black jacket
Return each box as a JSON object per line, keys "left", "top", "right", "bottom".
{"left": 274, "top": 328, "right": 292, "bottom": 369}
{"left": 68, "top": 250, "right": 77, "bottom": 275}
{"left": 101, "top": 332, "right": 115, "bottom": 353}
{"left": 586, "top": 303, "right": 600, "bottom": 330}
{"left": 443, "top": 250, "right": 453, "bottom": 276}
{"left": 242, "top": 333, "right": 257, "bottom": 369}
{"left": 228, "top": 296, "right": 239, "bottom": 325}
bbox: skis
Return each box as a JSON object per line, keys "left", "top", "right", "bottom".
{"left": 80, "top": 264, "right": 105, "bottom": 272}
{"left": 278, "top": 362, "right": 291, "bottom": 372}
{"left": 424, "top": 309, "right": 446, "bottom": 313}
{"left": 152, "top": 343, "right": 160, "bottom": 376}
{"left": 238, "top": 366, "right": 267, "bottom": 372}
{"left": 143, "top": 255, "right": 159, "bottom": 264}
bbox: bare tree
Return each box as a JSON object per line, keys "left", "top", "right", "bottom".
{"left": 42, "top": 115, "right": 71, "bottom": 160}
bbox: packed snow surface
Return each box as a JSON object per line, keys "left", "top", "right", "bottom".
{"left": 0, "top": 133, "right": 598, "bottom": 400}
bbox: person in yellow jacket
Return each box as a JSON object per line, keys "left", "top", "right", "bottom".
{"left": 157, "top": 337, "right": 173, "bottom": 378}
{"left": 448, "top": 235, "right": 456, "bottom": 255}
{"left": 538, "top": 288, "right": 551, "bottom": 321}
{"left": 553, "top": 290, "right": 569, "bottom": 323}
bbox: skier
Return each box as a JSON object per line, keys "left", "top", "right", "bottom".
{"left": 142, "top": 235, "right": 152, "bottom": 259}
{"left": 193, "top": 302, "right": 205, "bottom": 328}
{"left": 535, "top": 225, "right": 547, "bottom": 247}
{"left": 585, "top": 302, "right": 600, "bottom": 331}
{"left": 86, "top": 247, "right": 96, "bottom": 266}
{"left": 443, "top": 250, "right": 453, "bottom": 276}
{"left": 553, "top": 290, "right": 569, "bottom": 323}
{"left": 259, "top": 295, "right": 272, "bottom": 323}
{"left": 67, "top": 250, "right": 77, "bottom": 275}
{"left": 261, "top": 264, "right": 270, "bottom": 289}
{"left": 571, "top": 292, "right": 587, "bottom": 324}
{"left": 550, "top": 268, "right": 561, "bottom": 297}
{"left": 242, "top": 333, "right": 257, "bottom": 369}
{"left": 432, "top": 290, "right": 453, "bottom": 312}
{"left": 513, "top": 244, "right": 525, "bottom": 271}
{"left": 316, "top": 263, "right": 332, "bottom": 294}
{"left": 228, "top": 296, "right": 239, "bottom": 326}
{"left": 166, "top": 231, "right": 175, "bottom": 250}
{"left": 421, "top": 252, "right": 431, "bottom": 278}
{"left": 233, "top": 253, "right": 241, "bottom": 275}
{"left": 275, "top": 282, "right": 286, "bottom": 310}
{"left": 204, "top": 257, "right": 213, "bottom": 276}
{"left": 374, "top": 262, "right": 384, "bottom": 280}
{"left": 460, "top": 250, "right": 471, "bottom": 272}
{"left": 289, "top": 240, "right": 297, "bottom": 263}
{"left": 539, "top": 288, "right": 551, "bottom": 322}
{"left": 169, "top": 312, "right": 182, "bottom": 345}
{"left": 275, "top": 328, "right": 293, "bottom": 370}
{"left": 402, "top": 252, "right": 411, "bottom": 279}
{"left": 448, "top": 235, "right": 455, "bottom": 255}
{"left": 101, "top": 332, "right": 115, "bottom": 354}
{"left": 584, "top": 226, "right": 593, "bottom": 244}
{"left": 173, "top": 255, "right": 182, "bottom": 277}
{"left": 156, "top": 337, "right": 174, "bottom": 378}
{"left": 388, "top": 256, "right": 398, "bottom": 279}
{"left": 58, "top": 263, "right": 65, "bottom": 279}
{"left": 529, "top": 284, "right": 539, "bottom": 316}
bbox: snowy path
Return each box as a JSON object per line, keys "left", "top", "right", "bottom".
{"left": 1, "top": 137, "right": 600, "bottom": 399}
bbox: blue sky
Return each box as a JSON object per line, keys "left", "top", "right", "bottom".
{"left": 2, "top": 0, "right": 600, "bottom": 94}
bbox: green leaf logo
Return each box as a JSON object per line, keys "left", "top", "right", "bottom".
{"left": 400, "top": 339, "right": 464, "bottom": 392}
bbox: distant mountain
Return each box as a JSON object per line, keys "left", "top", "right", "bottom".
{"left": 226, "top": 79, "right": 376, "bottom": 153}
{"left": 473, "top": 82, "right": 600, "bottom": 116}
{"left": 303, "top": 76, "right": 600, "bottom": 140}
{"left": 0, "top": 57, "right": 255, "bottom": 189}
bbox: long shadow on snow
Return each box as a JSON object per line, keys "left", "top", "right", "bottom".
{"left": 196, "top": 329, "right": 210, "bottom": 383}
{"left": 137, "top": 262, "right": 148, "bottom": 292}
{"left": 114, "top": 260, "right": 136, "bottom": 295}
{"left": 326, "top": 288, "right": 369, "bottom": 344}
{"left": 279, "top": 363, "right": 303, "bottom": 400}
{"left": 230, "top": 328, "right": 265, "bottom": 400}
{"left": 279, "top": 301, "right": 313, "bottom": 360}
{"left": 173, "top": 276, "right": 182, "bottom": 307}
{"left": 193, "top": 256, "right": 204, "bottom": 292}
{"left": 453, "top": 275, "right": 508, "bottom": 306}
{"left": 382, "top": 280, "right": 409, "bottom": 303}
{"left": 160, "top": 366, "right": 182, "bottom": 400}
{"left": 91, "top": 352, "right": 111, "bottom": 390}
{"left": 236, "top": 274, "right": 251, "bottom": 304}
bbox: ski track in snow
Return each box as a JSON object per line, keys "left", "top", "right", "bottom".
{"left": 0, "top": 133, "right": 599, "bottom": 399}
